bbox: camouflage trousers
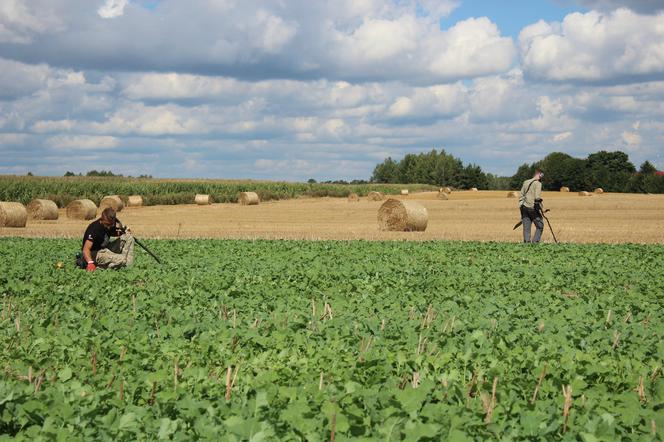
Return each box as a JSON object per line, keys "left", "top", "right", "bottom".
{"left": 95, "top": 234, "right": 135, "bottom": 269}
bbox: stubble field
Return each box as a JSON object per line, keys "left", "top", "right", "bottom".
{"left": 2, "top": 191, "right": 663, "bottom": 244}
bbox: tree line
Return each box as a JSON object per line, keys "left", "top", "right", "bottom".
{"left": 370, "top": 149, "right": 664, "bottom": 193}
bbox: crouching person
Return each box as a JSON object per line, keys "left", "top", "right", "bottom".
{"left": 78, "top": 207, "right": 134, "bottom": 271}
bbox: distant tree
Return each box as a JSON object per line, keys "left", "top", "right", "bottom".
{"left": 86, "top": 170, "right": 122, "bottom": 177}
{"left": 510, "top": 163, "right": 537, "bottom": 189}
{"left": 64, "top": 171, "right": 76, "bottom": 176}
{"left": 370, "top": 149, "right": 488, "bottom": 188}
{"left": 538, "top": 152, "right": 574, "bottom": 190}
{"left": 486, "top": 173, "right": 511, "bottom": 190}
{"left": 639, "top": 161, "right": 657, "bottom": 175}
{"left": 307, "top": 178, "right": 317, "bottom": 184}
{"left": 371, "top": 157, "right": 400, "bottom": 183}
{"left": 26, "top": 171, "right": 33, "bottom": 176}
{"left": 584, "top": 150, "right": 634, "bottom": 192}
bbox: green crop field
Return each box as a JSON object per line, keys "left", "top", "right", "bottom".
{"left": 1, "top": 239, "right": 663, "bottom": 440}
{"left": 0, "top": 176, "right": 435, "bottom": 207}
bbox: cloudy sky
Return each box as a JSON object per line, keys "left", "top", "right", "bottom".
{"left": 1, "top": 0, "right": 663, "bottom": 180}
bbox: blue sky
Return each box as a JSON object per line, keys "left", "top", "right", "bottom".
{"left": 0, "top": 0, "right": 663, "bottom": 180}
{"left": 447, "top": 1, "right": 586, "bottom": 37}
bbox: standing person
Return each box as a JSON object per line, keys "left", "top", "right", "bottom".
{"left": 78, "top": 207, "right": 135, "bottom": 271}
{"left": 518, "top": 170, "right": 545, "bottom": 243}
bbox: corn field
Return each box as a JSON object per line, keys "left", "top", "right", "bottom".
{"left": 0, "top": 176, "right": 436, "bottom": 207}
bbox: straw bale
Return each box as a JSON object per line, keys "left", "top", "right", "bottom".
{"left": 195, "top": 194, "right": 212, "bottom": 205}
{"left": 507, "top": 191, "right": 519, "bottom": 198}
{"left": 347, "top": 193, "right": 360, "bottom": 202}
{"left": 377, "top": 199, "right": 428, "bottom": 232}
{"left": 560, "top": 186, "right": 570, "bottom": 192}
{"left": 27, "top": 199, "right": 59, "bottom": 220}
{"left": 100, "top": 195, "right": 124, "bottom": 212}
{"left": 437, "top": 191, "right": 449, "bottom": 200}
{"left": 400, "top": 189, "right": 409, "bottom": 195}
{"left": 367, "top": 191, "right": 384, "bottom": 201}
{"left": 238, "top": 192, "right": 260, "bottom": 205}
{"left": 442, "top": 187, "right": 452, "bottom": 194}
{"left": 127, "top": 195, "right": 143, "bottom": 207}
{"left": 578, "top": 191, "right": 592, "bottom": 197}
{"left": 0, "top": 202, "right": 28, "bottom": 227}
{"left": 470, "top": 188, "right": 479, "bottom": 192}
{"left": 66, "top": 199, "right": 97, "bottom": 220}
{"left": 594, "top": 188, "right": 604, "bottom": 194}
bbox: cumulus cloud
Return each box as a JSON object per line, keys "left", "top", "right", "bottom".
{"left": 574, "top": 0, "right": 664, "bottom": 13}
{"left": 0, "top": 0, "right": 513, "bottom": 84}
{"left": 0, "top": 0, "right": 63, "bottom": 43}
{"left": 520, "top": 8, "right": 664, "bottom": 84}
{"left": 1, "top": 1, "right": 664, "bottom": 178}
{"left": 46, "top": 134, "right": 119, "bottom": 149}
{"left": 97, "top": 0, "right": 129, "bottom": 19}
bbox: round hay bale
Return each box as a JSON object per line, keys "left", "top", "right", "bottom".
{"left": 238, "top": 191, "right": 260, "bottom": 205}
{"left": 195, "top": 194, "right": 212, "bottom": 205}
{"left": 367, "top": 191, "right": 384, "bottom": 201}
{"left": 507, "top": 191, "right": 519, "bottom": 198}
{"left": 27, "top": 199, "right": 59, "bottom": 220}
{"left": 470, "top": 188, "right": 479, "bottom": 192}
{"left": 560, "top": 186, "right": 570, "bottom": 192}
{"left": 127, "top": 195, "right": 143, "bottom": 207}
{"left": 442, "top": 187, "right": 452, "bottom": 194}
{"left": 594, "top": 188, "right": 604, "bottom": 194}
{"left": 0, "top": 202, "right": 28, "bottom": 227}
{"left": 378, "top": 199, "right": 428, "bottom": 232}
{"left": 578, "top": 191, "right": 592, "bottom": 197}
{"left": 99, "top": 195, "right": 124, "bottom": 212}
{"left": 347, "top": 192, "right": 360, "bottom": 202}
{"left": 400, "top": 189, "right": 409, "bottom": 195}
{"left": 66, "top": 199, "right": 97, "bottom": 220}
{"left": 437, "top": 191, "right": 449, "bottom": 200}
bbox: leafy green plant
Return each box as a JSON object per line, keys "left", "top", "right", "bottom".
{"left": 1, "top": 239, "right": 663, "bottom": 440}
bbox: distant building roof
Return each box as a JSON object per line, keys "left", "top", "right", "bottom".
{"left": 656, "top": 171, "right": 664, "bottom": 176}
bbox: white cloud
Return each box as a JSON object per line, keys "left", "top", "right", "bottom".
{"left": 1, "top": 1, "right": 663, "bottom": 179}
{"left": 0, "top": 133, "right": 27, "bottom": 144}
{"left": 0, "top": 1, "right": 514, "bottom": 84}
{"left": 253, "top": 10, "right": 298, "bottom": 54}
{"left": 97, "top": 0, "right": 129, "bottom": 19}
{"left": 86, "top": 103, "right": 207, "bottom": 136}
{"left": 622, "top": 130, "right": 642, "bottom": 149}
{"left": 552, "top": 131, "right": 572, "bottom": 142}
{"left": 575, "top": 0, "right": 664, "bottom": 14}
{"left": 31, "top": 119, "right": 75, "bottom": 133}
{"left": 46, "top": 134, "right": 119, "bottom": 149}
{"left": 387, "top": 83, "right": 467, "bottom": 120}
{"left": 520, "top": 9, "right": 664, "bottom": 83}
{"left": 0, "top": 0, "right": 63, "bottom": 43}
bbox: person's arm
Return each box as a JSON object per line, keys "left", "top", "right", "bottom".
{"left": 82, "top": 240, "right": 96, "bottom": 271}
{"left": 534, "top": 181, "right": 542, "bottom": 202}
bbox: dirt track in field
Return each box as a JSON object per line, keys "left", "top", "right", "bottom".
{"left": 2, "top": 191, "right": 664, "bottom": 244}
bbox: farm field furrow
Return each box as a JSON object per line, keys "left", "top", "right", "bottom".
{"left": 1, "top": 238, "right": 663, "bottom": 440}
{"left": 2, "top": 191, "right": 664, "bottom": 244}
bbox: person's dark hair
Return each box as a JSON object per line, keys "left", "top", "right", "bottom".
{"left": 101, "top": 207, "right": 116, "bottom": 225}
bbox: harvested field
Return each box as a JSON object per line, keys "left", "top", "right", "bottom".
{"left": 2, "top": 191, "right": 663, "bottom": 244}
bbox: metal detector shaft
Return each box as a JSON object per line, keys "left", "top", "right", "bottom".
{"left": 540, "top": 212, "right": 559, "bottom": 244}
{"left": 133, "top": 237, "right": 162, "bottom": 264}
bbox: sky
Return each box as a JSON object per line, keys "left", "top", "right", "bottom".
{"left": 1, "top": 0, "right": 663, "bottom": 180}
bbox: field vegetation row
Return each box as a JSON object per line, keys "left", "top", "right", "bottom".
{"left": 1, "top": 239, "right": 663, "bottom": 440}
{"left": 0, "top": 176, "right": 436, "bottom": 207}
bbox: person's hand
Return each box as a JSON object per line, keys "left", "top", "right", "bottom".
{"left": 86, "top": 261, "right": 96, "bottom": 272}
